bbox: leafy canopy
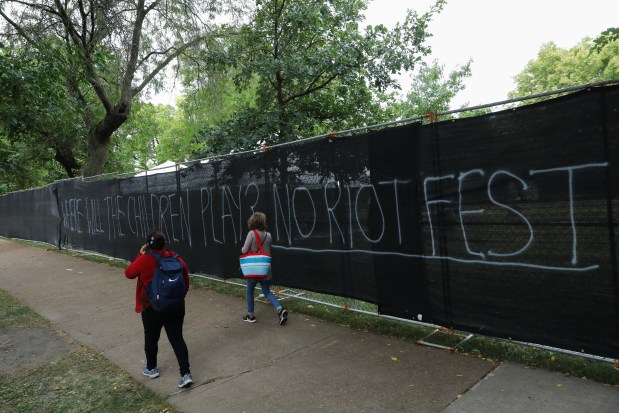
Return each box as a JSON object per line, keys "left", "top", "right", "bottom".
{"left": 191, "top": 0, "right": 446, "bottom": 156}
{"left": 0, "top": 0, "right": 245, "bottom": 177}
{"left": 396, "top": 60, "right": 472, "bottom": 119}
{"left": 509, "top": 33, "right": 619, "bottom": 99}
{"left": 0, "top": 45, "right": 83, "bottom": 190}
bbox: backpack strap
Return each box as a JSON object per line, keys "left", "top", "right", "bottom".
{"left": 252, "top": 229, "right": 267, "bottom": 254}
{"left": 148, "top": 251, "right": 161, "bottom": 260}
{"left": 148, "top": 251, "right": 179, "bottom": 264}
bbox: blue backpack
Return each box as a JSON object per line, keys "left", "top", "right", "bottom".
{"left": 146, "top": 252, "right": 187, "bottom": 312}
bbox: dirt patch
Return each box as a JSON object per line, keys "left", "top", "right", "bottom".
{"left": 0, "top": 326, "right": 71, "bottom": 373}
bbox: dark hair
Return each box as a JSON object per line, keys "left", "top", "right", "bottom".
{"left": 147, "top": 230, "right": 165, "bottom": 250}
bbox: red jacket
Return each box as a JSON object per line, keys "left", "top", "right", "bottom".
{"left": 125, "top": 249, "right": 190, "bottom": 313}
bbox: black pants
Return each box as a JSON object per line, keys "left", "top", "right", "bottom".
{"left": 141, "top": 305, "right": 190, "bottom": 375}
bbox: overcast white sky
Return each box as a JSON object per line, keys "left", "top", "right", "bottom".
{"left": 365, "top": 0, "right": 619, "bottom": 109}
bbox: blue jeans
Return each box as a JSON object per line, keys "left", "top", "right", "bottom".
{"left": 246, "top": 279, "right": 282, "bottom": 316}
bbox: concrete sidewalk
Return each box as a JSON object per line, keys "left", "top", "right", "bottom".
{"left": 1, "top": 239, "right": 617, "bottom": 412}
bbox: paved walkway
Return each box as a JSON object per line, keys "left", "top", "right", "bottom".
{"left": 1, "top": 239, "right": 617, "bottom": 412}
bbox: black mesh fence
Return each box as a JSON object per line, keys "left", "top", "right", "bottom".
{"left": 0, "top": 185, "right": 60, "bottom": 246}
{"left": 1, "top": 85, "right": 617, "bottom": 359}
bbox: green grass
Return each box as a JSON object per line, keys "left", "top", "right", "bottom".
{"left": 458, "top": 335, "right": 619, "bottom": 385}
{"left": 7, "top": 238, "right": 129, "bottom": 269}
{"left": 0, "top": 288, "right": 180, "bottom": 413}
{"left": 59, "top": 248, "right": 129, "bottom": 269}
{"left": 0, "top": 347, "right": 180, "bottom": 413}
{"left": 0, "top": 289, "right": 47, "bottom": 329}
{"left": 4, "top": 237, "right": 619, "bottom": 386}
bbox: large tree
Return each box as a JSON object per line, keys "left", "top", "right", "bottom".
{"left": 190, "top": 0, "right": 446, "bottom": 155}
{"left": 0, "top": 0, "right": 242, "bottom": 177}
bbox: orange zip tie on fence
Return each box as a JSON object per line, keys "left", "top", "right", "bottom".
{"left": 426, "top": 111, "right": 439, "bottom": 123}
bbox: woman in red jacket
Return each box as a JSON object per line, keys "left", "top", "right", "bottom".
{"left": 125, "top": 230, "right": 193, "bottom": 388}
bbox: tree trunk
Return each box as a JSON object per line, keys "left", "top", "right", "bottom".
{"left": 53, "top": 145, "right": 80, "bottom": 178}
{"left": 80, "top": 103, "right": 131, "bottom": 177}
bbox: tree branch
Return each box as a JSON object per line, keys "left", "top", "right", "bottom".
{"left": 53, "top": 0, "right": 113, "bottom": 112}
{"left": 132, "top": 38, "right": 201, "bottom": 97}
{"left": 0, "top": 9, "right": 39, "bottom": 49}
{"left": 284, "top": 71, "right": 339, "bottom": 104}
{"left": 77, "top": 0, "right": 88, "bottom": 48}
{"left": 121, "top": 0, "right": 164, "bottom": 103}
{"left": 136, "top": 46, "right": 176, "bottom": 69}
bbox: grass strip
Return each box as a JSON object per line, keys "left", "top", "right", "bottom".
{"left": 0, "top": 347, "right": 180, "bottom": 413}
{"left": 0, "top": 288, "right": 180, "bottom": 413}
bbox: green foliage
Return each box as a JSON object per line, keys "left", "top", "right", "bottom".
{"left": 177, "top": 70, "right": 260, "bottom": 157}
{"left": 0, "top": 135, "right": 64, "bottom": 193}
{"left": 509, "top": 35, "right": 619, "bottom": 100}
{"left": 179, "top": 63, "right": 261, "bottom": 126}
{"left": 191, "top": 0, "right": 446, "bottom": 156}
{"left": 0, "top": 45, "right": 83, "bottom": 190}
{"left": 107, "top": 103, "right": 162, "bottom": 173}
{"left": 396, "top": 60, "right": 472, "bottom": 118}
{"left": 108, "top": 101, "right": 208, "bottom": 173}
{"left": 591, "top": 27, "right": 619, "bottom": 53}
{"left": 1, "top": 0, "right": 246, "bottom": 178}
{"left": 1, "top": 0, "right": 470, "bottom": 181}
